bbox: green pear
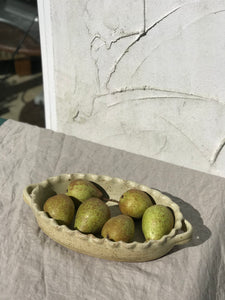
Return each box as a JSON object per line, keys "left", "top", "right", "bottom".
{"left": 66, "top": 179, "right": 103, "bottom": 202}
{"left": 142, "top": 205, "right": 174, "bottom": 240}
{"left": 119, "top": 189, "right": 153, "bottom": 218}
{"left": 101, "top": 215, "right": 135, "bottom": 242}
{"left": 43, "top": 194, "right": 75, "bottom": 226}
{"left": 74, "top": 198, "right": 110, "bottom": 233}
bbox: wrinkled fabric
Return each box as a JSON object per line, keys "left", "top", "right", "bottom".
{"left": 0, "top": 119, "right": 224, "bottom": 300}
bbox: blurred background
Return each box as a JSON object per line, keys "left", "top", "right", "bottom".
{"left": 0, "top": 0, "right": 44, "bottom": 127}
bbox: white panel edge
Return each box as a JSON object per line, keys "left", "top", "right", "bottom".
{"left": 37, "top": 0, "right": 57, "bottom": 131}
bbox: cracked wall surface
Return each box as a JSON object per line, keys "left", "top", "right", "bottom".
{"left": 50, "top": 0, "right": 225, "bottom": 177}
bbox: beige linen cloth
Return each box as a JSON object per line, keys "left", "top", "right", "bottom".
{"left": 0, "top": 120, "right": 224, "bottom": 300}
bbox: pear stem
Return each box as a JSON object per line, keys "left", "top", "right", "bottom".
{"left": 102, "top": 197, "right": 119, "bottom": 204}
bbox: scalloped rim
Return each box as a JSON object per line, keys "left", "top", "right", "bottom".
{"left": 28, "top": 173, "right": 184, "bottom": 250}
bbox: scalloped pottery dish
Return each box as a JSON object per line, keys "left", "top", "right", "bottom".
{"left": 23, "top": 173, "right": 193, "bottom": 262}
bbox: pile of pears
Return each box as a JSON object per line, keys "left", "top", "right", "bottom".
{"left": 43, "top": 179, "right": 175, "bottom": 243}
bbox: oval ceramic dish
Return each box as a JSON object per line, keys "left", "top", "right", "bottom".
{"left": 23, "top": 173, "right": 193, "bottom": 262}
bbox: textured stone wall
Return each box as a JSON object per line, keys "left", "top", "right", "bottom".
{"left": 46, "top": 0, "right": 225, "bottom": 176}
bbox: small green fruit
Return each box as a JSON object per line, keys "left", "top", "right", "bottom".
{"left": 66, "top": 179, "right": 103, "bottom": 202}
{"left": 142, "top": 205, "right": 174, "bottom": 240}
{"left": 74, "top": 198, "right": 110, "bottom": 233}
{"left": 119, "top": 189, "right": 153, "bottom": 218}
{"left": 43, "top": 194, "right": 75, "bottom": 226}
{"left": 101, "top": 215, "right": 135, "bottom": 242}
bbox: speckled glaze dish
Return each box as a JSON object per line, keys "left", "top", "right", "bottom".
{"left": 23, "top": 173, "right": 193, "bottom": 262}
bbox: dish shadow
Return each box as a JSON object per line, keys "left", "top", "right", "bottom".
{"left": 163, "top": 192, "right": 211, "bottom": 254}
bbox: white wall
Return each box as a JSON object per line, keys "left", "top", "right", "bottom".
{"left": 38, "top": 0, "right": 225, "bottom": 177}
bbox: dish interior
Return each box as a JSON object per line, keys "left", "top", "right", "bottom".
{"left": 30, "top": 174, "right": 182, "bottom": 243}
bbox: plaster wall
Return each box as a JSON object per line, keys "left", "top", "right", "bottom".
{"left": 38, "top": 0, "right": 225, "bottom": 177}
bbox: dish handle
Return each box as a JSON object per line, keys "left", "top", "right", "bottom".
{"left": 23, "top": 184, "right": 37, "bottom": 207}
{"left": 172, "top": 219, "right": 193, "bottom": 246}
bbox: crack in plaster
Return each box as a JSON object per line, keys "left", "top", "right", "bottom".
{"left": 89, "top": 33, "right": 102, "bottom": 91}
{"left": 105, "top": 6, "right": 181, "bottom": 89}
{"left": 90, "top": 34, "right": 101, "bottom": 45}
{"left": 214, "top": 9, "right": 225, "bottom": 15}
{"left": 153, "top": 135, "right": 168, "bottom": 156}
{"left": 156, "top": 114, "right": 209, "bottom": 161}
{"left": 106, "top": 32, "right": 140, "bottom": 50}
{"left": 135, "top": 129, "right": 168, "bottom": 156}
{"left": 72, "top": 74, "right": 78, "bottom": 97}
{"left": 71, "top": 75, "right": 79, "bottom": 122}
{"left": 76, "top": 85, "right": 221, "bottom": 121}
{"left": 105, "top": 7, "right": 225, "bottom": 89}
{"left": 73, "top": 2, "right": 225, "bottom": 174}
{"left": 107, "top": 96, "right": 208, "bottom": 108}
{"left": 78, "top": 4, "right": 225, "bottom": 124}
{"left": 181, "top": 9, "right": 225, "bottom": 31}
{"left": 96, "top": 0, "right": 146, "bottom": 51}
{"left": 83, "top": 0, "right": 147, "bottom": 92}
{"left": 141, "top": 8, "right": 225, "bottom": 68}
{"left": 210, "top": 138, "right": 225, "bottom": 165}
{"left": 83, "top": 0, "right": 91, "bottom": 17}
{"left": 130, "top": 96, "right": 207, "bottom": 102}
{"left": 95, "top": 86, "right": 219, "bottom": 103}
{"left": 131, "top": 55, "right": 149, "bottom": 79}
{"left": 72, "top": 110, "right": 80, "bottom": 120}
